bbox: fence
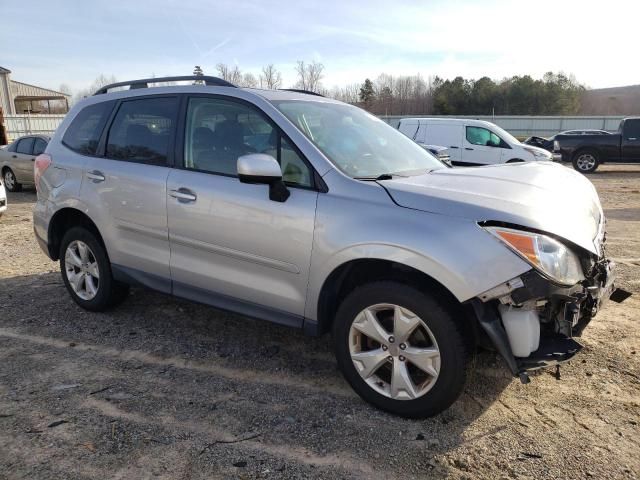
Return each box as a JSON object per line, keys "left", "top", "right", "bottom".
{"left": 379, "top": 115, "right": 626, "bottom": 137}
{"left": 5, "top": 114, "right": 67, "bottom": 142}
{"left": 2, "top": 113, "right": 630, "bottom": 143}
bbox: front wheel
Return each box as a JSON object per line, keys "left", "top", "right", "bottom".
{"left": 572, "top": 150, "right": 599, "bottom": 174}
{"left": 3, "top": 168, "right": 22, "bottom": 192}
{"left": 333, "top": 281, "right": 467, "bottom": 418}
{"left": 59, "top": 227, "right": 129, "bottom": 311}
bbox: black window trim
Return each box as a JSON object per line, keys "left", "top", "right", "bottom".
{"left": 175, "top": 93, "right": 325, "bottom": 192}
{"left": 97, "top": 94, "right": 179, "bottom": 168}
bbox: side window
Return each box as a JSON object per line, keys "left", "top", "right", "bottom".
{"left": 624, "top": 120, "right": 640, "bottom": 139}
{"left": 33, "top": 138, "right": 47, "bottom": 155}
{"left": 16, "top": 137, "right": 35, "bottom": 154}
{"left": 106, "top": 97, "right": 177, "bottom": 166}
{"left": 63, "top": 101, "right": 114, "bottom": 155}
{"left": 466, "top": 126, "right": 502, "bottom": 147}
{"left": 184, "top": 97, "right": 312, "bottom": 187}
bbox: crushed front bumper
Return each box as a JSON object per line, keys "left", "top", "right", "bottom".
{"left": 472, "top": 258, "right": 623, "bottom": 380}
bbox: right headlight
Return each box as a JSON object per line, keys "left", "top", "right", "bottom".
{"left": 485, "top": 227, "right": 585, "bottom": 286}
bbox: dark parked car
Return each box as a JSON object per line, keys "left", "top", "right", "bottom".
{"left": 524, "top": 130, "right": 610, "bottom": 152}
{"left": 553, "top": 118, "right": 640, "bottom": 173}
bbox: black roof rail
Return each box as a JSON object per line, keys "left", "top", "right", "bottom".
{"left": 93, "top": 75, "right": 236, "bottom": 95}
{"left": 279, "top": 88, "right": 325, "bottom": 97}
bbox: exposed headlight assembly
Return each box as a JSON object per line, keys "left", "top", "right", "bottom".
{"left": 523, "top": 146, "right": 551, "bottom": 160}
{"left": 486, "top": 227, "right": 584, "bottom": 286}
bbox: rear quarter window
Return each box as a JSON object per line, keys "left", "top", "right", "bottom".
{"left": 62, "top": 101, "right": 115, "bottom": 155}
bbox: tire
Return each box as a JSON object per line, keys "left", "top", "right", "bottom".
{"left": 572, "top": 150, "right": 599, "bottom": 174}
{"left": 59, "top": 227, "right": 129, "bottom": 311}
{"left": 3, "top": 168, "right": 22, "bottom": 192}
{"left": 332, "top": 281, "right": 467, "bottom": 418}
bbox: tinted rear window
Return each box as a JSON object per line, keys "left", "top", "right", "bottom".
{"left": 33, "top": 138, "right": 47, "bottom": 155}
{"left": 105, "top": 97, "right": 177, "bottom": 166}
{"left": 63, "top": 101, "right": 114, "bottom": 155}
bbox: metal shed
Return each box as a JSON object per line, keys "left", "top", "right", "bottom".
{"left": 0, "top": 66, "right": 70, "bottom": 115}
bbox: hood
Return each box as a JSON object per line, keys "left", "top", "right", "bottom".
{"left": 380, "top": 162, "right": 603, "bottom": 255}
{"left": 522, "top": 144, "right": 553, "bottom": 159}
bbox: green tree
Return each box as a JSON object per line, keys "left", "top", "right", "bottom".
{"left": 359, "top": 78, "right": 375, "bottom": 105}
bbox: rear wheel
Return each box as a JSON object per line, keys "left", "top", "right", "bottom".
{"left": 572, "top": 150, "right": 599, "bottom": 174}
{"left": 333, "top": 281, "right": 467, "bottom": 418}
{"left": 3, "top": 168, "right": 22, "bottom": 192}
{"left": 59, "top": 227, "right": 129, "bottom": 311}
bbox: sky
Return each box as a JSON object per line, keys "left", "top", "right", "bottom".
{"left": 2, "top": 0, "right": 639, "bottom": 94}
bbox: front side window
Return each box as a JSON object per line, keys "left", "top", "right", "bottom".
{"left": 106, "top": 97, "right": 177, "bottom": 166}
{"left": 273, "top": 100, "right": 444, "bottom": 178}
{"left": 16, "top": 137, "right": 35, "bottom": 154}
{"left": 466, "top": 126, "right": 503, "bottom": 147}
{"left": 184, "top": 97, "right": 312, "bottom": 186}
{"left": 624, "top": 120, "right": 640, "bottom": 139}
{"left": 63, "top": 101, "right": 114, "bottom": 155}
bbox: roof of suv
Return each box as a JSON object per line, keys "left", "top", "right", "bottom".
{"left": 90, "top": 75, "right": 339, "bottom": 104}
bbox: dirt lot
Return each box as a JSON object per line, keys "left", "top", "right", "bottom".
{"left": 1, "top": 165, "right": 639, "bottom": 480}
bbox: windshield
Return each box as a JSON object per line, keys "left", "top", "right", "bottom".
{"left": 273, "top": 100, "right": 445, "bottom": 178}
{"left": 490, "top": 123, "right": 520, "bottom": 146}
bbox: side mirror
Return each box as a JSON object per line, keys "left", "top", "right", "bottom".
{"left": 237, "top": 153, "right": 290, "bottom": 202}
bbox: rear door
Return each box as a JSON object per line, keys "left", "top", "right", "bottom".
{"left": 423, "top": 123, "right": 463, "bottom": 164}
{"left": 13, "top": 137, "right": 35, "bottom": 182}
{"left": 166, "top": 95, "right": 318, "bottom": 322}
{"left": 621, "top": 119, "right": 640, "bottom": 162}
{"left": 461, "top": 125, "right": 505, "bottom": 165}
{"left": 80, "top": 96, "right": 177, "bottom": 289}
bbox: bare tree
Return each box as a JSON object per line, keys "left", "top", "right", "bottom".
{"left": 260, "top": 64, "right": 282, "bottom": 89}
{"left": 216, "top": 63, "right": 243, "bottom": 85}
{"left": 240, "top": 72, "right": 258, "bottom": 88}
{"left": 73, "top": 74, "right": 118, "bottom": 103}
{"left": 294, "top": 60, "right": 324, "bottom": 92}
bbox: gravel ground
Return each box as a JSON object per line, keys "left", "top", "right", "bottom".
{"left": 0, "top": 165, "right": 639, "bottom": 480}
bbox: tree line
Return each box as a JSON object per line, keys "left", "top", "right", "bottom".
{"left": 67, "top": 65, "right": 585, "bottom": 116}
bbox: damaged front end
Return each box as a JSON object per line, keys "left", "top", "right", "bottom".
{"left": 472, "top": 229, "right": 626, "bottom": 383}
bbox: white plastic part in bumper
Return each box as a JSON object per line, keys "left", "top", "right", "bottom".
{"left": 498, "top": 304, "right": 540, "bottom": 358}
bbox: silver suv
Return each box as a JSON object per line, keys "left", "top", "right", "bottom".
{"left": 33, "top": 75, "right": 618, "bottom": 417}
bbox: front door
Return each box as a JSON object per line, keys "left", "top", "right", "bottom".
{"left": 462, "top": 125, "right": 505, "bottom": 165}
{"left": 622, "top": 119, "right": 640, "bottom": 163}
{"left": 167, "top": 95, "right": 318, "bottom": 324}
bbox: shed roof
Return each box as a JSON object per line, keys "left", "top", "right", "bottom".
{"left": 11, "top": 80, "right": 71, "bottom": 98}
{"left": 0, "top": 66, "right": 11, "bottom": 74}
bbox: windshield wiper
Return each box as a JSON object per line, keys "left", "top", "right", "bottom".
{"left": 355, "top": 173, "right": 395, "bottom": 181}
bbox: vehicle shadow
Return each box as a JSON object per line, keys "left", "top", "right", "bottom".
{"left": 5, "top": 190, "right": 37, "bottom": 204}
{"left": 0, "top": 271, "right": 514, "bottom": 478}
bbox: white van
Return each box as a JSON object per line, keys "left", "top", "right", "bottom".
{"left": 398, "top": 118, "right": 552, "bottom": 166}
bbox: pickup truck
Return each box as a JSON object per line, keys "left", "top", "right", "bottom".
{"left": 554, "top": 117, "right": 640, "bottom": 173}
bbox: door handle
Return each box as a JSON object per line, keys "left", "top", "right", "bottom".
{"left": 449, "top": 146, "right": 459, "bottom": 149}
{"left": 629, "top": 137, "right": 637, "bottom": 141}
{"left": 465, "top": 147, "right": 474, "bottom": 151}
{"left": 169, "top": 188, "right": 197, "bottom": 202}
{"left": 31, "top": 158, "right": 35, "bottom": 161}
{"left": 12, "top": 155, "right": 17, "bottom": 158}
{"left": 86, "top": 170, "right": 105, "bottom": 182}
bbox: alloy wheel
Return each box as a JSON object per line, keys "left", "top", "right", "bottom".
{"left": 4, "top": 171, "right": 15, "bottom": 190}
{"left": 64, "top": 240, "right": 100, "bottom": 300}
{"left": 576, "top": 153, "right": 596, "bottom": 172}
{"left": 348, "top": 303, "right": 441, "bottom": 400}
